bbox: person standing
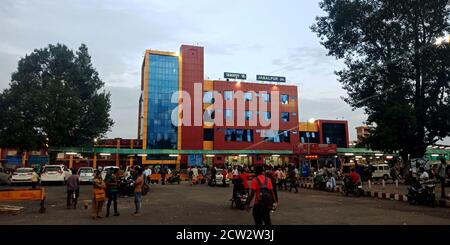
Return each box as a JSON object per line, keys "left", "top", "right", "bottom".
{"left": 31, "top": 168, "right": 39, "bottom": 189}
{"left": 222, "top": 168, "right": 228, "bottom": 186}
{"left": 92, "top": 170, "right": 106, "bottom": 220}
{"left": 245, "top": 165, "right": 277, "bottom": 225}
{"left": 192, "top": 166, "right": 199, "bottom": 185}
{"left": 210, "top": 166, "right": 217, "bottom": 185}
{"left": 438, "top": 158, "right": 447, "bottom": 199}
{"left": 134, "top": 168, "right": 144, "bottom": 216}
{"left": 66, "top": 169, "right": 80, "bottom": 209}
{"left": 143, "top": 167, "right": 150, "bottom": 184}
{"left": 105, "top": 168, "right": 120, "bottom": 217}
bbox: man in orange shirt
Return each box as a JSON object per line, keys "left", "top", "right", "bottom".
{"left": 245, "top": 165, "right": 278, "bottom": 225}
{"left": 133, "top": 168, "right": 144, "bottom": 216}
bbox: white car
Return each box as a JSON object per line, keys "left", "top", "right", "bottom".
{"left": 40, "top": 165, "right": 72, "bottom": 185}
{"left": 101, "top": 166, "right": 120, "bottom": 180}
{"left": 11, "top": 168, "right": 34, "bottom": 184}
{"left": 371, "top": 164, "right": 391, "bottom": 180}
{"left": 78, "top": 167, "right": 94, "bottom": 183}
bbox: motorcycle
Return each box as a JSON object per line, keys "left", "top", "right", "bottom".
{"left": 167, "top": 171, "right": 181, "bottom": 184}
{"left": 118, "top": 176, "right": 135, "bottom": 197}
{"left": 407, "top": 180, "right": 436, "bottom": 207}
{"left": 341, "top": 176, "right": 363, "bottom": 197}
{"left": 231, "top": 189, "right": 248, "bottom": 210}
{"left": 313, "top": 173, "right": 327, "bottom": 190}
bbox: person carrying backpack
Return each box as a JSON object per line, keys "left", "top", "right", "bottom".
{"left": 245, "top": 165, "right": 278, "bottom": 225}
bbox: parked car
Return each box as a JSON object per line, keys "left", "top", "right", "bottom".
{"left": 371, "top": 164, "right": 390, "bottom": 180}
{"left": 10, "top": 167, "right": 34, "bottom": 185}
{"left": 77, "top": 167, "right": 94, "bottom": 183}
{"left": 40, "top": 165, "right": 72, "bottom": 185}
{"left": 101, "top": 166, "right": 120, "bottom": 180}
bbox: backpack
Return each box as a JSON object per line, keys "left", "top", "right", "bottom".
{"left": 256, "top": 176, "right": 274, "bottom": 210}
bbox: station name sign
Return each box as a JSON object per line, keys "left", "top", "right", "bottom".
{"left": 224, "top": 72, "right": 247, "bottom": 80}
{"left": 256, "top": 75, "right": 286, "bottom": 83}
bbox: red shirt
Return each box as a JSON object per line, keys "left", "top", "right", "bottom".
{"left": 349, "top": 172, "right": 360, "bottom": 184}
{"left": 222, "top": 170, "right": 228, "bottom": 178}
{"left": 240, "top": 173, "right": 250, "bottom": 189}
{"left": 251, "top": 175, "right": 273, "bottom": 205}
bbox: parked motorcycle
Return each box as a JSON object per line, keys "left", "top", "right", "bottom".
{"left": 313, "top": 173, "right": 327, "bottom": 190}
{"left": 407, "top": 180, "right": 436, "bottom": 207}
{"left": 167, "top": 171, "right": 181, "bottom": 184}
{"left": 341, "top": 176, "right": 363, "bottom": 197}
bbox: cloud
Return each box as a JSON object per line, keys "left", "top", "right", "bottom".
{"left": 105, "top": 86, "right": 140, "bottom": 139}
{"left": 270, "top": 46, "right": 341, "bottom": 75}
{"left": 0, "top": 0, "right": 203, "bottom": 90}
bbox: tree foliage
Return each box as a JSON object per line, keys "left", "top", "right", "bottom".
{"left": 312, "top": 0, "right": 450, "bottom": 159}
{"left": 0, "top": 43, "right": 113, "bottom": 151}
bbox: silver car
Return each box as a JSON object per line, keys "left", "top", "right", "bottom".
{"left": 10, "top": 167, "right": 34, "bottom": 184}
{"left": 78, "top": 167, "right": 94, "bottom": 183}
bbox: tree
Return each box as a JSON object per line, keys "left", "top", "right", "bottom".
{"left": 312, "top": 0, "right": 450, "bottom": 160}
{"left": 0, "top": 43, "right": 114, "bottom": 153}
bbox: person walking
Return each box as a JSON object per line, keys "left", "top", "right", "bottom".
{"left": 105, "top": 168, "right": 120, "bottom": 217}
{"left": 188, "top": 167, "right": 194, "bottom": 186}
{"left": 438, "top": 158, "right": 447, "bottom": 199}
{"left": 245, "top": 165, "right": 277, "bottom": 225}
{"left": 288, "top": 166, "right": 298, "bottom": 193}
{"left": 92, "top": 170, "right": 106, "bottom": 220}
{"left": 31, "top": 168, "right": 39, "bottom": 189}
{"left": 66, "top": 169, "right": 80, "bottom": 209}
{"left": 160, "top": 167, "right": 167, "bottom": 185}
{"left": 134, "top": 168, "right": 144, "bottom": 216}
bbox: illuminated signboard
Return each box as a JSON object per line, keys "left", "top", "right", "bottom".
{"left": 256, "top": 75, "right": 286, "bottom": 83}
{"left": 305, "top": 155, "right": 319, "bottom": 159}
{"left": 224, "top": 72, "right": 247, "bottom": 80}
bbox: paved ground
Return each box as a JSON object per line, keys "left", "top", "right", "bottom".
{"left": 1, "top": 182, "right": 450, "bottom": 225}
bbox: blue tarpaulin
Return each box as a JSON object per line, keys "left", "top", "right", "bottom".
{"left": 188, "top": 154, "right": 202, "bottom": 167}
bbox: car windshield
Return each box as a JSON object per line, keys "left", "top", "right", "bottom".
{"left": 44, "top": 166, "right": 61, "bottom": 172}
{"left": 16, "top": 169, "right": 33, "bottom": 173}
{"left": 79, "top": 168, "right": 93, "bottom": 173}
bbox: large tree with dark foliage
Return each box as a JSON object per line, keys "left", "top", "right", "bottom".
{"left": 0, "top": 43, "right": 113, "bottom": 152}
{"left": 312, "top": 0, "right": 450, "bottom": 160}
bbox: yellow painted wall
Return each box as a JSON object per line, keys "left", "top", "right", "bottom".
{"left": 203, "top": 141, "right": 213, "bottom": 150}
{"left": 299, "top": 122, "right": 318, "bottom": 132}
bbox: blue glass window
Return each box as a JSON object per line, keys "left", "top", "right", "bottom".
{"left": 281, "top": 94, "right": 289, "bottom": 104}
{"left": 146, "top": 54, "right": 179, "bottom": 160}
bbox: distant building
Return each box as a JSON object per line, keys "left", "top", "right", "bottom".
{"left": 356, "top": 125, "right": 371, "bottom": 144}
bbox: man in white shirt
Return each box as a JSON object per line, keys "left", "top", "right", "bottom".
{"left": 192, "top": 166, "right": 199, "bottom": 184}
{"left": 143, "top": 167, "right": 150, "bottom": 184}
{"left": 419, "top": 167, "right": 429, "bottom": 181}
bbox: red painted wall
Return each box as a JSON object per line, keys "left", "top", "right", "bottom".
{"left": 180, "top": 45, "right": 204, "bottom": 152}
